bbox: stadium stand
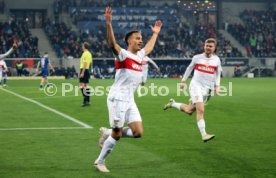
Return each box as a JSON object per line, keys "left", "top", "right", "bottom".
{"left": 0, "top": 18, "right": 40, "bottom": 58}
{"left": 227, "top": 6, "right": 276, "bottom": 57}
{"left": 46, "top": 1, "right": 243, "bottom": 59}
{"left": 2, "top": 0, "right": 274, "bottom": 78}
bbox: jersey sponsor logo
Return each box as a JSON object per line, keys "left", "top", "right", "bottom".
{"left": 195, "top": 64, "right": 217, "bottom": 74}
{"left": 115, "top": 57, "right": 142, "bottom": 72}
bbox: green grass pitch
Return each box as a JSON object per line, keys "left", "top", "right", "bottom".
{"left": 0, "top": 78, "right": 275, "bottom": 178}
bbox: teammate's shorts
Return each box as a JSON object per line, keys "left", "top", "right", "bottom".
{"left": 107, "top": 98, "right": 142, "bottom": 128}
{"left": 189, "top": 84, "right": 211, "bottom": 104}
{"left": 42, "top": 70, "right": 48, "bottom": 78}
{"left": 79, "top": 69, "right": 90, "bottom": 83}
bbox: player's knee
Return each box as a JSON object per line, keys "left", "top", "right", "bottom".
{"left": 112, "top": 133, "right": 122, "bottom": 140}
{"left": 112, "top": 128, "right": 123, "bottom": 140}
{"left": 186, "top": 110, "right": 194, "bottom": 115}
{"left": 196, "top": 108, "right": 205, "bottom": 115}
{"left": 134, "top": 133, "right": 142, "bottom": 138}
{"left": 133, "top": 131, "right": 143, "bottom": 138}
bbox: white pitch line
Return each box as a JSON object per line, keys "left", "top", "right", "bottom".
{"left": 30, "top": 95, "right": 77, "bottom": 100}
{"left": 0, "top": 127, "right": 91, "bottom": 131}
{"left": 0, "top": 88, "right": 93, "bottom": 128}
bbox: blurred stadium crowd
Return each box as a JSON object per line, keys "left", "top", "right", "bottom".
{"left": 1, "top": 0, "right": 276, "bottom": 78}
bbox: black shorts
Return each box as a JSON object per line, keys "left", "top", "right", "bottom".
{"left": 79, "top": 69, "right": 90, "bottom": 83}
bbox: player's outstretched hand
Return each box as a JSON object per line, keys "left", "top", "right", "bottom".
{"left": 12, "top": 40, "right": 22, "bottom": 49}
{"left": 156, "top": 68, "right": 161, "bottom": 73}
{"left": 180, "top": 81, "right": 187, "bottom": 90}
{"left": 150, "top": 20, "right": 162, "bottom": 35}
{"left": 105, "top": 7, "right": 112, "bottom": 24}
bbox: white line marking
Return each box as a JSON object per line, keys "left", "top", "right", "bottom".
{"left": 30, "top": 95, "right": 77, "bottom": 100}
{"left": 0, "top": 127, "right": 91, "bottom": 131}
{"left": 0, "top": 88, "right": 93, "bottom": 128}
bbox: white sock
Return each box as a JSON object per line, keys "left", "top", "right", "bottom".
{"left": 172, "top": 102, "right": 182, "bottom": 110}
{"left": 122, "top": 127, "right": 134, "bottom": 138}
{"left": 106, "top": 129, "right": 112, "bottom": 136}
{"left": 95, "top": 136, "right": 117, "bottom": 164}
{"left": 197, "top": 119, "right": 207, "bottom": 136}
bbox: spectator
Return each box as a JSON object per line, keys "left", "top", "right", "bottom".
{"left": 234, "top": 65, "right": 241, "bottom": 77}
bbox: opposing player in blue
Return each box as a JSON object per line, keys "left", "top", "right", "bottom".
{"left": 36, "top": 52, "right": 55, "bottom": 89}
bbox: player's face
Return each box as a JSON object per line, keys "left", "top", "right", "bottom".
{"left": 128, "top": 32, "right": 143, "bottom": 51}
{"left": 204, "top": 42, "right": 216, "bottom": 55}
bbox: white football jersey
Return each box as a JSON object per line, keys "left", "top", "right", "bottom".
{"left": 108, "top": 48, "right": 145, "bottom": 101}
{"left": 0, "top": 60, "right": 7, "bottom": 71}
{"left": 182, "top": 53, "right": 222, "bottom": 89}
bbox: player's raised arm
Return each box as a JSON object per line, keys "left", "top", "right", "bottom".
{"left": 0, "top": 40, "right": 22, "bottom": 59}
{"left": 36, "top": 61, "right": 40, "bottom": 72}
{"left": 144, "top": 20, "right": 162, "bottom": 56}
{"left": 215, "top": 61, "right": 222, "bottom": 95}
{"left": 147, "top": 57, "right": 159, "bottom": 70}
{"left": 49, "top": 63, "right": 55, "bottom": 72}
{"left": 105, "top": 7, "right": 121, "bottom": 55}
{"left": 180, "top": 57, "right": 196, "bottom": 89}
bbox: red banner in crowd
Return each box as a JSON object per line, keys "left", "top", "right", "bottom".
{"left": 12, "top": 58, "right": 35, "bottom": 68}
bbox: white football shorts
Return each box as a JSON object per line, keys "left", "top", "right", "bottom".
{"left": 189, "top": 84, "right": 211, "bottom": 104}
{"left": 107, "top": 98, "right": 142, "bottom": 128}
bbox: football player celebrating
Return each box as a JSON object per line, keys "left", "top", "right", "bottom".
{"left": 0, "top": 41, "right": 22, "bottom": 87}
{"left": 164, "top": 38, "right": 222, "bottom": 143}
{"left": 94, "top": 7, "right": 162, "bottom": 173}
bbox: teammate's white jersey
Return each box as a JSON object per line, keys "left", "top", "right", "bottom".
{"left": 108, "top": 48, "right": 145, "bottom": 102}
{"left": 141, "top": 56, "right": 159, "bottom": 83}
{"left": 0, "top": 47, "right": 14, "bottom": 72}
{"left": 182, "top": 53, "right": 222, "bottom": 89}
{"left": 0, "top": 60, "right": 7, "bottom": 72}
{"left": 142, "top": 56, "right": 159, "bottom": 74}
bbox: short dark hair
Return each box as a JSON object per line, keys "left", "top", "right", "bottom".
{"left": 83, "top": 42, "right": 89, "bottom": 49}
{"left": 124, "top": 30, "right": 140, "bottom": 46}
